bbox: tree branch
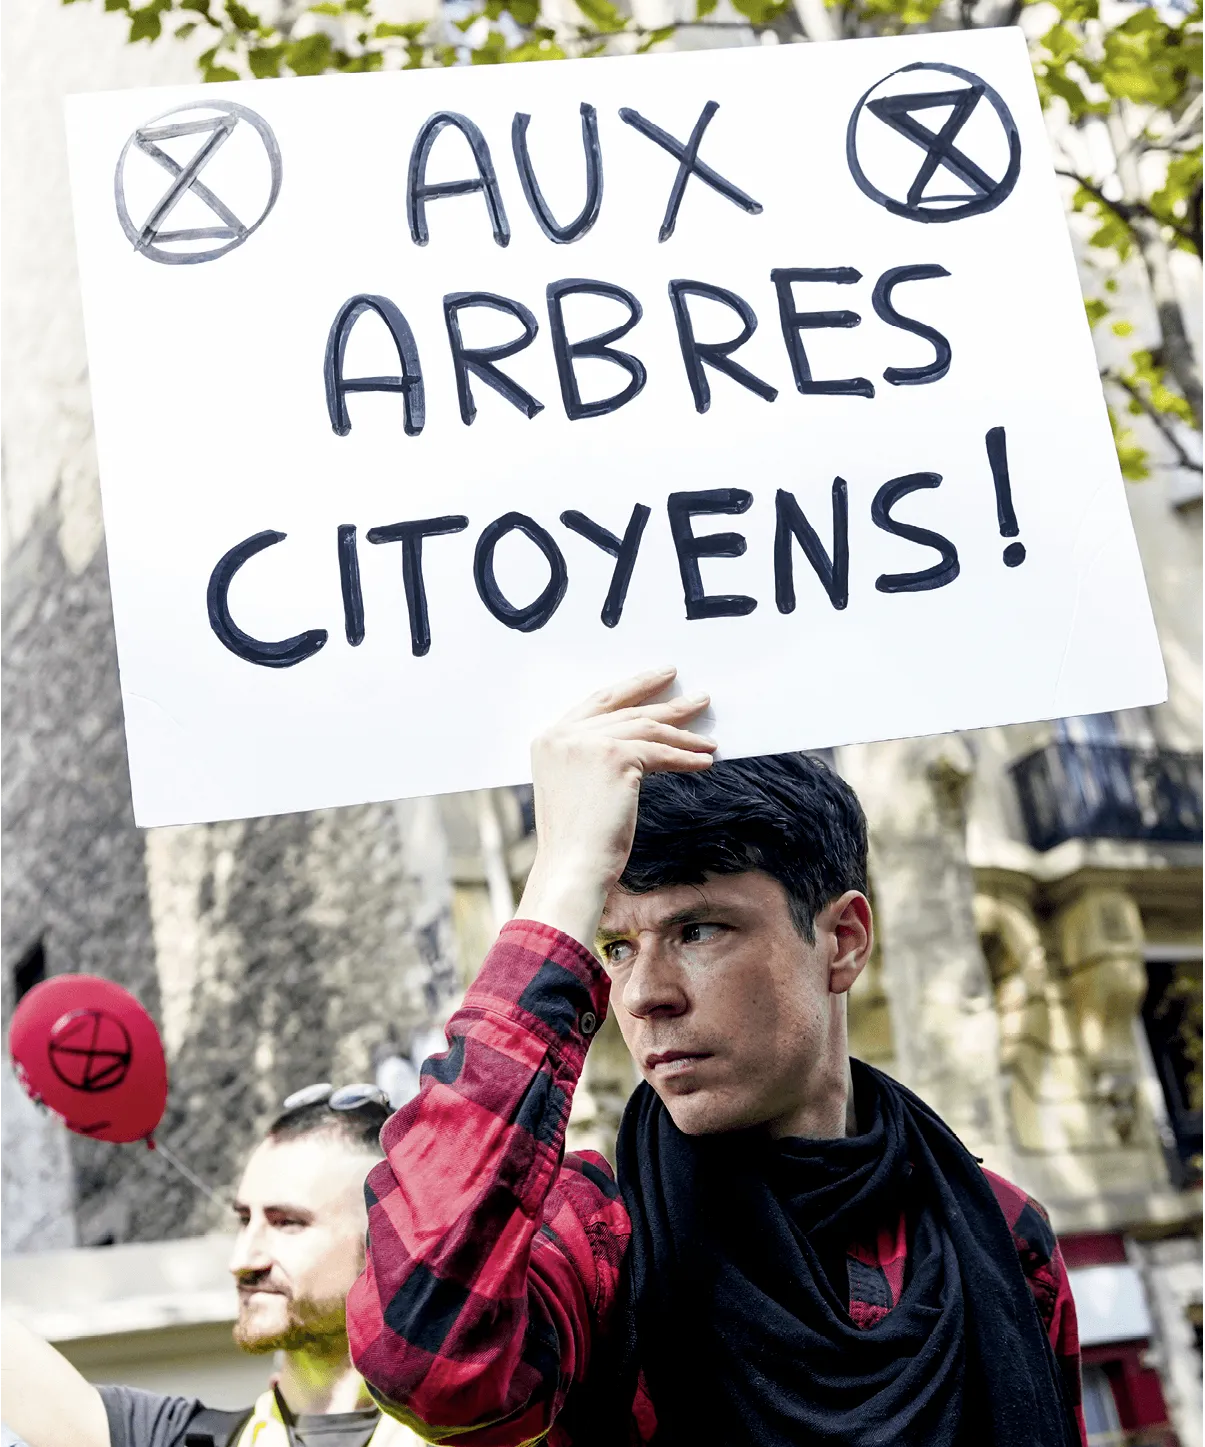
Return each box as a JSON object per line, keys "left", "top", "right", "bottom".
{"left": 1056, "top": 168, "right": 1199, "bottom": 251}
{"left": 1105, "top": 370, "right": 1202, "bottom": 473}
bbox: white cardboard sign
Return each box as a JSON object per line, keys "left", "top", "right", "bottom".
{"left": 65, "top": 29, "right": 1166, "bottom": 827}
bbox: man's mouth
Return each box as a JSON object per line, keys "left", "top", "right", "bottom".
{"left": 645, "top": 1050, "right": 712, "bottom": 1078}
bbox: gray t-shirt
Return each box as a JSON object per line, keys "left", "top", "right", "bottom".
{"left": 99, "top": 1385, "right": 380, "bottom": 1447}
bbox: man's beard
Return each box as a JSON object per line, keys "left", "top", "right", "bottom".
{"left": 233, "top": 1289, "right": 348, "bottom": 1355}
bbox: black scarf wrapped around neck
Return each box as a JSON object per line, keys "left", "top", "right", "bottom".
{"left": 607, "top": 1060, "right": 1079, "bottom": 1447}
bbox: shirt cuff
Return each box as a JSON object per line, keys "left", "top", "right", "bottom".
{"left": 464, "top": 919, "right": 611, "bottom": 1058}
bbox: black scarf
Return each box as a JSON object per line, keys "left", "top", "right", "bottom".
{"left": 607, "top": 1060, "right": 1079, "bottom": 1447}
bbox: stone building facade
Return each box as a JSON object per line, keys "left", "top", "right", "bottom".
{"left": 2, "top": 1, "right": 1200, "bottom": 1443}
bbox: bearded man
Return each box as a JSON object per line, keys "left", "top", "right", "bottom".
{"left": 348, "top": 669, "right": 1086, "bottom": 1447}
{"left": 3, "top": 1087, "right": 421, "bottom": 1447}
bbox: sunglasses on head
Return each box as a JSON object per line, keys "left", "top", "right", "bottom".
{"left": 281, "top": 1081, "right": 390, "bottom": 1112}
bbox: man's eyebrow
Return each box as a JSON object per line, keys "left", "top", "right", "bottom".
{"left": 231, "top": 1198, "right": 315, "bottom": 1218}
{"left": 596, "top": 904, "right": 723, "bottom": 943}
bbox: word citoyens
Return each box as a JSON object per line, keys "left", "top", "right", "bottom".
{"left": 208, "top": 101, "right": 1025, "bottom": 668}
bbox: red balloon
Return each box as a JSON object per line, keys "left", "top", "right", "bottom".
{"left": 8, "top": 975, "right": 167, "bottom": 1144}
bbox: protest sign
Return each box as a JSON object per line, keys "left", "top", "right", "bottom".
{"left": 65, "top": 28, "right": 1166, "bottom": 827}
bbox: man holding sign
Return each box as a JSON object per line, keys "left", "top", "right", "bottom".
{"left": 348, "top": 668, "right": 1086, "bottom": 1447}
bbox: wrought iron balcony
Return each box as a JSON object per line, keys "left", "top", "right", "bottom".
{"left": 1010, "top": 742, "right": 1204, "bottom": 852}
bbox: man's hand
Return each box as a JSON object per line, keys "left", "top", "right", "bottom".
{"left": 516, "top": 668, "right": 715, "bottom": 950}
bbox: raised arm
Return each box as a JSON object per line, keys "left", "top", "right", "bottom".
{"left": 347, "top": 670, "right": 713, "bottom": 1445}
{"left": 1, "top": 1314, "right": 110, "bottom": 1447}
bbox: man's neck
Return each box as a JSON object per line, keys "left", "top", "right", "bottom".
{"left": 277, "top": 1340, "right": 374, "bottom": 1416}
{"left": 770, "top": 1058, "right": 857, "bottom": 1141}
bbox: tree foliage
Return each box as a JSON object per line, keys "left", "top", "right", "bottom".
{"left": 67, "top": 0, "right": 1202, "bottom": 479}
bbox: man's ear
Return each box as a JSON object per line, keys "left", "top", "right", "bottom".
{"left": 825, "top": 891, "right": 873, "bottom": 995}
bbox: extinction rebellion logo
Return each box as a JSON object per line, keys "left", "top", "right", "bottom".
{"left": 114, "top": 99, "right": 282, "bottom": 264}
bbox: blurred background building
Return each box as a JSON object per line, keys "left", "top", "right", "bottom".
{"left": 2, "top": 1, "right": 1200, "bottom": 1443}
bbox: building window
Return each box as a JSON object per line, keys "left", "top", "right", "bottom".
{"left": 1142, "top": 958, "right": 1204, "bottom": 1186}
{"left": 12, "top": 940, "right": 45, "bottom": 1003}
{"left": 1081, "top": 1365, "right": 1125, "bottom": 1447}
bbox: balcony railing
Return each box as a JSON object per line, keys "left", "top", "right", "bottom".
{"left": 1010, "top": 742, "right": 1204, "bottom": 852}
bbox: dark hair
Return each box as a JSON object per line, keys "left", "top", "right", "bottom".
{"left": 264, "top": 1098, "right": 388, "bottom": 1157}
{"left": 619, "top": 752, "right": 868, "bottom": 942}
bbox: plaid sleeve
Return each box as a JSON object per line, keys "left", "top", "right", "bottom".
{"left": 984, "top": 1170, "right": 1088, "bottom": 1447}
{"left": 347, "top": 920, "right": 628, "bottom": 1447}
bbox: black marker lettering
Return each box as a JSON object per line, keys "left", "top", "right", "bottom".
{"left": 366, "top": 516, "right": 470, "bottom": 657}
{"left": 986, "top": 426, "right": 1026, "bottom": 566}
{"left": 619, "top": 102, "right": 762, "bottom": 242}
{"left": 872, "top": 265, "right": 952, "bottom": 386}
{"left": 666, "top": 488, "right": 757, "bottom": 620}
{"left": 546, "top": 279, "right": 647, "bottom": 420}
{"left": 337, "top": 524, "right": 365, "bottom": 646}
{"left": 325, "top": 295, "right": 425, "bottom": 438}
{"left": 474, "top": 513, "right": 568, "bottom": 632}
{"left": 443, "top": 292, "right": 543, "bottom": 425}
{"left": 774, "top": 481, "right": 849, "bottom": 613}
{"left": 512, "top": 104, "right": 603, "bottom": 244}
{"left": 668, "top": 281, "right": 778, "bottom": 413}
{"left": 407, "top": 111, "right": 510, "bottom": 248}
{"left": 871, "top": 472, "right": 960, "bottom": 593}
{"left": 206, "top": 530, "right": 328, "bottom": 668}
{"left": 560, "top": 504, "right": 651, "bottom": 627}
{"left": 770, "top": 268, "right": 874, "bottom": 399}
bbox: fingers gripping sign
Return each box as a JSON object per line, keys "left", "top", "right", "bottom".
{"left": 518, "top": 668, "right": 715, "bottom": 951}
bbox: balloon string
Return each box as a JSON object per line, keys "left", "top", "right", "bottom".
{"left": 149, "top": 1138, "right": 227, "bottom": 1209}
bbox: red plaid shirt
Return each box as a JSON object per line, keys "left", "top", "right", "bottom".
{"left": 349, "top": 920, "right": 1087, "bottom": 1446}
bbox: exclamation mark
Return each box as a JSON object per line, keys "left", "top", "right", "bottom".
{"left": 986, "top": 426, "right": 1025, "bottom": 567}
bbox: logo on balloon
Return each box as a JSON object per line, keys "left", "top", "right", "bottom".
{"left": 7, "top": 974, "right": 168, "bottom": 1144}
{"left": 48, "top": 1009, "right": 133, "bottom": 1094}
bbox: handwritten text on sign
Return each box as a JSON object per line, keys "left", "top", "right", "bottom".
{"left": 66, "top": 30, "right": 1165, "bottom": 825}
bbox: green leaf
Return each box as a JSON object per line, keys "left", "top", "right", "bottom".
{"left": 285, "top": 31, "right": 334, "bottom": 73}
{"left": 696, "top": 0, "right": 717, "bottom": 17}
{"left": 471, "top": 29, "right": 507, "bottom": 61}
{"left": 374, "top": 20, "right": 428, "bottom": 37}
{"left": 637, "top": 23, "right": 675, "bottom": 50}
{"left": 224, "top": 0, "right": 261, "bottom": 32}
{"left": 1084, "top": 297, "right": 1109, "bottom": 327}
{"left": 730, "top": 0, "right": 790, "bottom": 24}
{"left": 574, "top": 0, "right": 626, "bottom": 34}
{"left": 1106, "top": 405, "right": 1149, "bottom": 481}
{"left": 202, "top": 61, "right": 240, "bottom": 81}
{"left": 1111, "top": 319, "right": 1134, "bottom": 337}
{"left": 128, "top": 1, "right": 170, "bottom": 42}
{"left": 174, "top": 21, "right": 198, "bottom": 38}
{"left": 339, "top": 49, "right": 385, "bottom": 70}
{"left": 248, "top": 43, "right": 285, "bottom": 76}
{"left": 505, "top": 34, "right": 566, "bottom": 58}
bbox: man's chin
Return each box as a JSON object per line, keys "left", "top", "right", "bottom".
{"left": 233, "top": 1301, "right": 295, "bottom": 1354}
{"left": 233, "top": 1320, "right": 289, "bottom": 1354}
{"left": 233, "top": 1295, "right": 349, "bottom": 1355}
{"left": 659, "top": 1087, "right": 752, "bottom": 1137}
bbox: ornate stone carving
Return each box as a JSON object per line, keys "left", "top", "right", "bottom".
{"left": 1057, "top": 888, "right": 1148, "bottom": 1143}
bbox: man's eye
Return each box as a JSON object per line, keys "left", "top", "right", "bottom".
{"left": 603, "top": 940, "right": 634, "bottom": 965}
{"left": 682, "top": 923, "right": 723, "bottom": 945}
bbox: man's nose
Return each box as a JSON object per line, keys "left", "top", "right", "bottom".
{"left": 229, "top": 1222, "right": 271, "bottom": 1278}
{"left": 621, "top": 941, "right": 688, "bottom": 1020}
